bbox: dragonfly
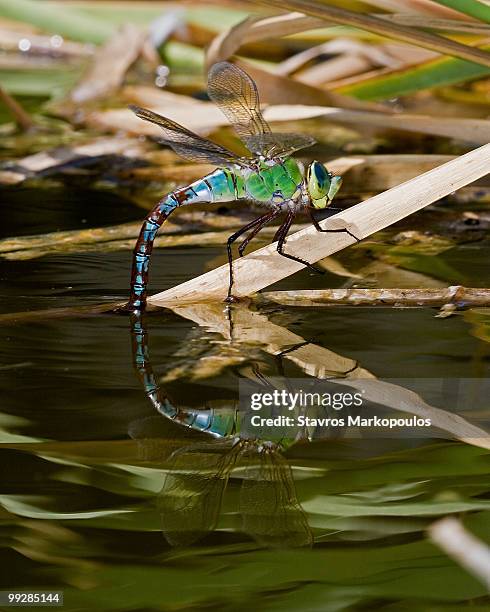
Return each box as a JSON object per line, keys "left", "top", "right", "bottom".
{"left": 158, "top": 439, "right": 313, "bottom": 548}
{"left": 130, "top": 314, "right": 313, "bottom": 547}
{"left": 130, "top": 314, "right": 302, "bottom": 443}
{"left": 123, "top": 61, "right": 359, "bottom": 313}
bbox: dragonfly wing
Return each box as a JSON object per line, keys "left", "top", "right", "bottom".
{"left": 244, "top": 132, "right": 316, "bottom": 158}
{"left": 129, "top": 104, "right": 243, "bottom": 165}
{"left": 207, "top": 62, "right": 272, "bottom": 151}
{"left": 239, "top": 447, "right": 313, "bottom": 548}
{"left": 158, "top": 441, "right": 238, "bottom": 546}
{"left": 207, "top": 63, "right": 316, "bottom": 158}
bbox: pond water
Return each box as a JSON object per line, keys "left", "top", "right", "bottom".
{"left": 1, "top": 188, "right": 489, "bottom": 611}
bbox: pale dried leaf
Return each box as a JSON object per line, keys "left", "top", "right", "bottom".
{"left": 70, "top": 24, "right": 146, "bottom": 104}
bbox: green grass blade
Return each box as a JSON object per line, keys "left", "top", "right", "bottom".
{"left": 77, "top": 4, "right": 249, "bottom": 32}
{"left": 337, "top": 47, "right": 490, "bottom": 100}
{"left": 431, "top": 0, "right": 490, "bottom": 24}
{"left": 0, "top": 0, "right": 114, "bottom": 44}
{"left": 0, "top": 68, "right": 81, "bottom": 97}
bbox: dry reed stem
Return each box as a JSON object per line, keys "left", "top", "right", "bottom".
{"left": 0, "top": 85, "right": 34, "bottom": 131}
{"left": 0, "top": 227, "right": 309, "bottom": 261}
{"left": 262, "top": 287, "right": 490, "bottom": 307}
{"left": 148, "top": 143, "right": 490, "bottom": 307}
{"left": 381, "top": 15, "right": 490, "bottom": 35}
{"left": 429, "top": 517, "right": 490, "bottom": 588}
{"left": 0, "top": 137, "right": 147, "bottom": 185}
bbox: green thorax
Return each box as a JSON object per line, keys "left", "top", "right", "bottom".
{"left": 242, "top": 158, "right": 303, "bottom": 203}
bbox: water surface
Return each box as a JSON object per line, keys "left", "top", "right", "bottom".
{"left": 1, "top": 187, "right": 489, "bottom": 611}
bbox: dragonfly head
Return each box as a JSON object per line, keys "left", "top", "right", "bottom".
{"left": 306, "top": 161, "right": 342, "bottom": 209}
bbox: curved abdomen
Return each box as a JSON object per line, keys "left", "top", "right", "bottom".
{"left": 128, "top": 167, "right": 244, "bottom": 311}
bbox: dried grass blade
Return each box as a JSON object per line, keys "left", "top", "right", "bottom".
{"left": 255, "top": 0, "right": 490, "bottom": 67}
{"left": 70, "top": 24, "right": 146, "bottom": 104}
{"left": 277, "top": 39, "right": 401, "bottom": 84}
{"left": 205, "top": 10, "right": 489, "bottom": 99}
{"left": 206, "top": 10, "right": 483, "bottom": 66}
{"left": 380, "top": 14, "right": 490, "bottom": 35}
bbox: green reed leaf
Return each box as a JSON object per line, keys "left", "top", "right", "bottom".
{"left": 0, "top": 0, "right": 113, "bottom": 44}
{"left": 337, "top": 48, "right": 490, "bottom": 99}
{"left": 431, "top": 0, "right": 490, "bottom": 23}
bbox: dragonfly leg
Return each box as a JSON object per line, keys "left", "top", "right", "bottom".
{"left": 308, "top": 208, "right": 360, "bottom": 242}
{"left": 276, "top": 211, "right": 324, "bottom": 274}
{"left": 237, "top": 209, "right": 281, "bottom": 257}
{"left": 226, "top": 211, "right": 280, "bottom": 301}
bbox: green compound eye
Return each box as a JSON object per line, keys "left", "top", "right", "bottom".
{"left": 307, "top": 161, "right": 331, "bottom": 200}
{"left": 307, "top": 162, "right": 342, "bottom": 209}
{"left": 327, "top": 175, "right": 342, "bottom": 202}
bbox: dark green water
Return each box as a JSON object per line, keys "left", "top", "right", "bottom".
{"left": 1, "top": 188, "right": 489, "bottom": 611}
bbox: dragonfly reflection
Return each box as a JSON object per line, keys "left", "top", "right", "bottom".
{"left": 130, "top": 314, "right": 313, "bottom": 548}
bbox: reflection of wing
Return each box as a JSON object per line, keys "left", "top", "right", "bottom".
{"left": 208, "top": 62, "right": 272, "bottom": 148}
{"left": 244, "top": 133, "right": 316, "bottom": 158}
{"left": 207, "top": 63, "right": 316, "bottom": 158}
{"left": 239, "top": 447, "right": 313, "bottom": 548}
{"left": 129, "top": 104, "right": 244, "bottom": 166}
{"left": 158, "top": 441, "right": 239, "bottom": 546}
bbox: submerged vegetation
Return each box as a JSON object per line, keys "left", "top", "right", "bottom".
{"left": 1, "top": 0, "right": 490, "bottom": 610}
